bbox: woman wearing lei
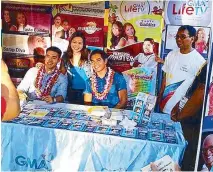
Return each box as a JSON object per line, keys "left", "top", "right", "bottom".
{"left": 84, "top": 49, "right": 127, "bottom": 109}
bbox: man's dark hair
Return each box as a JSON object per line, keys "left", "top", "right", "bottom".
{"left": 178, "top": 25, "right": 196, "bottom": 37}
{"left": 89, "top": 49, "right": 108, "bottom": 61}
{"left": 46, "top": 46, "right": 62, "bottom": 58}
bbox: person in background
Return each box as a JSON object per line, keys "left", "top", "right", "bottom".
{"left": 158, "top": 25, "right": 206, "bottom": 171}
{"left": 2, "top": 9, "right": 16, "bottom": 32}
{"left": 123, "top": 23, "right": 137, "bottom": 45}
{"left": 84, "top": 49, "right": 127, "bottom": 109}
{"left": 55, "top": 20, "right": 76, "bottom": 40}
{"left": 130, "top": 38, "right": 163, "bottom": 68}
{"left": 201, "top": 134, "right": 213, "bottom": 171}
{"left": 1, "top": 59, "right": 20, "bottom": 121}
{"left": 17, "top": 46, "right": 68, "bottom": 104}
{"left": 52, "top": 14, "right": 63, "bottom": 37}
{"left": 110, "top": 21, "right": 126, "bottom": 49}
{"left": 62, "top": 31, "right": 92, "bottom": 104}
{"left": 28, "top": 35, "right": 47, "bottom": 55}
{"left": 10, "top": 11, "right": 34, "bottom": 32}
{"left": 195, "top": 28, "right": 207, "bottom": 54}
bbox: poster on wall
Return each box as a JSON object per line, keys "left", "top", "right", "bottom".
{"left": 106, "top": 1, "right": 164, "bottom": 107}
{"left": 107, "top": 1, "right": 163, "bottom": 72}
{"left": 122, "top": 67, "right": 156, "bottom": 108}
{"left": 1, "top": 3, "right": 52, "bottom": 35}
{"left": 196, "top": 116, "right": 213, "bottom": 171}
{"left": 51, "top": 3, "right": 105, "bottom": 52}
{"left": 165, "top": 25, "right": 211, "bottom": 58}
{"left": 3, "top": 53, "right": 35, "bottom": 87}
{"left": 2, "top": 34, "right": 51, "bottom": 55}
{"left": 204, "top": 63, "right": 213, "bottom": 116}
{"left": 164, "top": 0, "right": 212, "bottom": 27}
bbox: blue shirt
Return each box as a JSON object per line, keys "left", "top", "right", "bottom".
{"left": 67, "top": 66, "right": 88, "bottom": 90}
{"left": 17, "top": 67, "right": 68, "bottom": 100}
{"left": 84, "top": 71, "right": 127, "bottom": 108}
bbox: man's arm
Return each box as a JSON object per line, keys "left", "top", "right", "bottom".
{"left": 1, "top": 60, "right": 20, "bottom": 121}
{"left": 115, "top": 89, "right": 127, "bottom": 109}
{"left": 171, "top": 83, "right": 205, "bottom": 121}
{"left": 48, "top": 74, "right": 68, "bottom": 103}
{"left": 157, "top": 74, "right": 166, "bottom": 112}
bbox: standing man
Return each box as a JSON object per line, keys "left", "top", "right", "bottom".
{"left": 158, "top": 25, "right": 206, "bottom": 171}
{"left": 84, "top": 49, "right": 127, "bottom": 109}
{"left": 17, "top": 46, "right": 68, "bottom": 103}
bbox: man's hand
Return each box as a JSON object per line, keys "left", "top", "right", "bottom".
{"left": 42, "top": 95, "right": 54, "bottom": 104}
{"left": 171, "top": 102, "right": 180, "bottom": 122}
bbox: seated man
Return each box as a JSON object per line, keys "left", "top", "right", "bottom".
{"left": 84, "top": 49, "right": 127, "bottom": 109}
{"left": 17, "top": 46, "right": 68, "bottom": 103}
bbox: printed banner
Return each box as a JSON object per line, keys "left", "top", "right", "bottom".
{"left": 204, "top": 64, "right": 213, "bottom": 116}
{"left": 2, "top": 3, "right": 52, "bottom": 35}
{"left": 52, "top": 13, "right": 104, "bottom": 49}
{"left": 106, "top": 1, "right": 164, "bottom": 107}
{"left": 52, "top": 2, "right": 105, "bottom": 18}
{"left": 2, "top": 34, "right": 51, "bottom": 55}
{"left": 122, "top": 67, "right": 156, "bottom": 108}
{"left": 165, "top": 25, "right": 211, "bottom": 58}
{"left": 3, "top": 53, "right": 35, "bottom": 87}
{"left": 197, "top": 117, "right": 213, "bottom": 171}
{"left": 165, "top": 0, "right": 212, "bottom": 26}
{"left": 52, "top": 3, "right": 105, "bottom": 51}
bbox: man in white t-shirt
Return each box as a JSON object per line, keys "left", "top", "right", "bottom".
{"left": 159, "top": 25, "right": 206, "bottom": 115}
{"left": 158, "top": 25, "right": 206, "bottom": 171}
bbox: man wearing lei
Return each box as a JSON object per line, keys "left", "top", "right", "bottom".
{"left": 84, "top": 49, "right": 127, "bottom": 109}
{"left": 17, "top": 46, "right": 68, "bottom": 103}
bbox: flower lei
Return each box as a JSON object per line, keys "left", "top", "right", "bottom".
{"left": 91, "top": 67, "right": 115, "bottom": 100}
{"left": 34, "top": 66, "right": 60, "bottom": 99}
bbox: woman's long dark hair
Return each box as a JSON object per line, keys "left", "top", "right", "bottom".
{"left": 110, "top": 21, "right": 124, "bottom": 49}
{"left": 66, "top": 31, "right": 89, "bottom": 66}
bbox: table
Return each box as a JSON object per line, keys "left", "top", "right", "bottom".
{"left": 1, "top": 101, "right": 187, "bottom": 171}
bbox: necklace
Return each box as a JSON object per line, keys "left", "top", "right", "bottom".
{"left": 91, "top": 67, "right": 115, "bottom": 100}
{"left": 34, "top": 66, "right": 60, "bottom": 98}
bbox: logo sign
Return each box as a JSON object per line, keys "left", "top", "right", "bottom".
{"left": 15, "top": 155, "right": 53, "bottom": 171}
{"left": 136, "top": 19, "right": 160, "bottom": 28}
{"left": 120, "top": 1, "right": 150, "bottom": 21}
{"left": 166, "top": 0, "right": 212, "bottom": 26}
{"left": 78, "top": 21, "right": 102, "bottom": 34}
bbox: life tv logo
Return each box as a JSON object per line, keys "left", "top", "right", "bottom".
{"left": 172, "top": 0, "right": 209, "bottom": 15}
{"left": 15, "top": 154, "right": 53, "bottom": 170}
{"left": 167, "top": 0, "right": 212, "bottom": 26}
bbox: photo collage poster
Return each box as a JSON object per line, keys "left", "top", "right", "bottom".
{"left": 51, "top": 2, "right": 105, "bottom": 53}
{"left": 2, "top": 3, "right": 52, "bottom": 86}
{"left": 106, "top": 1, "right": 164, "bottom": 108}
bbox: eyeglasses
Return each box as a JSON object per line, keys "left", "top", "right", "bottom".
{"left": 175, "top": 35, "right": 191, "bottom": 40}
{"left": 202, "top": 146, "right": 213, "bottom": 154}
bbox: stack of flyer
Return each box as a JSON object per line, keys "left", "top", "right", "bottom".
{"left": 133, "top": 92, "right": 157, "bottom": 124}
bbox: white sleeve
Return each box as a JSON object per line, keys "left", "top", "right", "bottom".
{"left": 17, "top": 68, "right": 34, "bottom": 93}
